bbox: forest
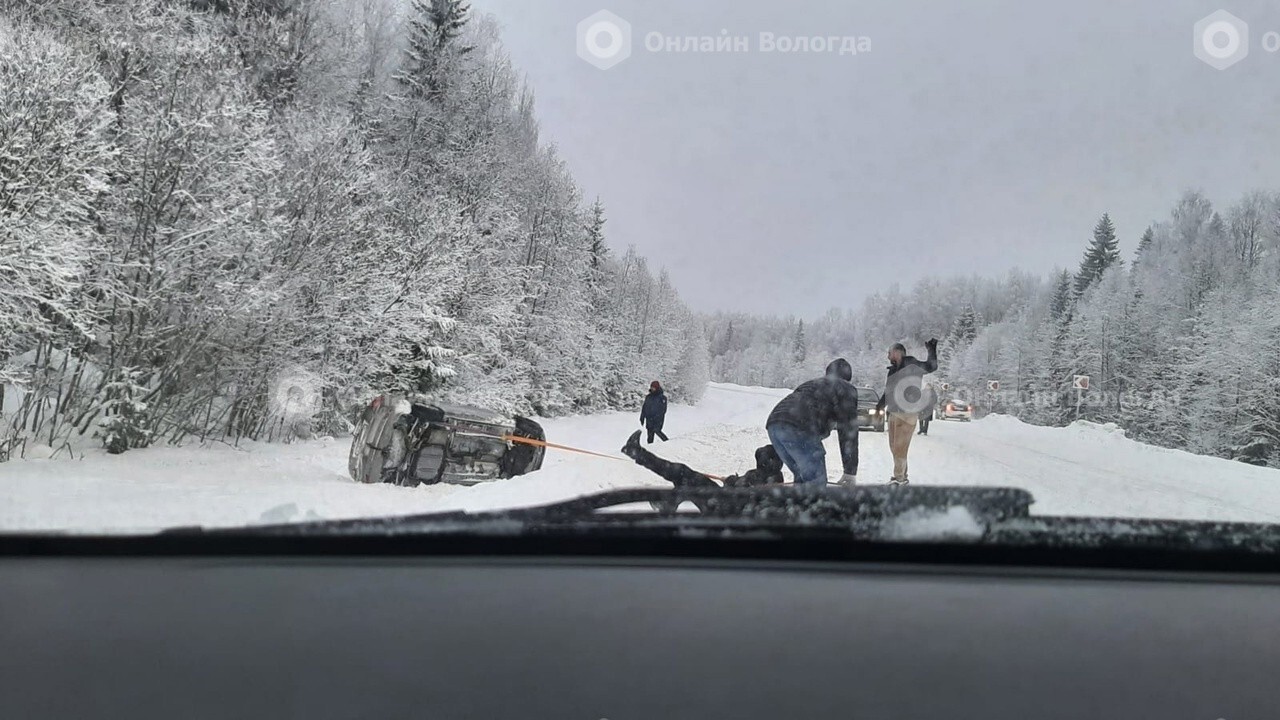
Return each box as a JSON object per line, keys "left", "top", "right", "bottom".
{"left": 5, "top": 0, "right": 1278, "bottom": 471}
{"left": 1, "top": 0, "right": 707, "bottom": 458}
{"left": 707, "top": 195, "right": 1280, "bottom": 468}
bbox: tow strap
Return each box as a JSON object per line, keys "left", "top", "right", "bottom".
{"left": 451, "top": 429, "right": 727, "bottom": 482}
{"left": 500, "top": 434, "right": 633, "bottom": 463}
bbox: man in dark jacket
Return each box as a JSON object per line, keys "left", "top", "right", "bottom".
{"left": 640, "top": 381, "right": 669, "bottom": 444}
{"left": 917, "top": 384, "right": 938, "bottom": 436}
{"left": 621, "top": 430, "right": 784, "bottom": 490}
{"left": 875, "top": 340, "right": 939, "bottom": 484}
{"left": 764, "top": 358, "right": 860, "bottom": 487}
{"left": 621, "top": 430, "right": 785, "bottom": 513}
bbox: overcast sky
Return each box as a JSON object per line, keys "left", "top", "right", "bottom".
{"left": 469, "top": 0, "right": 1280, "bottom": 317}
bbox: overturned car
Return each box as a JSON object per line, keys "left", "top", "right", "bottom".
{"left": 348, "top": 395, "right": 546, "bottom": 487}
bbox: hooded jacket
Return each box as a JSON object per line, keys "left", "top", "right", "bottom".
{"left": 920, "top": 385, "right": 938, "bottom": 413}
{"left": 765, "top": 359, "right": 860, "bottom": 475}
{"left": 641, "top": 387, "right": 667, "bottom": 429}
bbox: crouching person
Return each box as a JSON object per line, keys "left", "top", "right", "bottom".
{"left": 764, "top": 358, "right": 861, "bottom": 487}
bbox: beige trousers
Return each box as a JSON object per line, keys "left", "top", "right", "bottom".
{"left": 887, "top": 412, "right": 917, "bottom": 480}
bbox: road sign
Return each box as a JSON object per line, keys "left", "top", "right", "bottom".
{"left": 1073, "top": 375, "right": 1089, "bottom": 419}
{"left": 987, "top": 380, "right": 1000, "bottom": 391}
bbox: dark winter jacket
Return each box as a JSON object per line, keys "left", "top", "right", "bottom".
{"left": 641, "top": 390, "right": 668, "bottom": 429}
{"left": 920, "top": 385, "right": 938, "bottom": 415}
{"left": 722, "top": 445, "right": 786, "bottom": 488}
{"left": 765, "top": 359, "right": 860, "bottom": 475}
{"left": 876, "top": 345, "right": 939, "bottom": 414}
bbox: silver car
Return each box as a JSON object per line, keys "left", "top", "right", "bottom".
{"left": 939, "top": 400, "right": 974, "bottom": 422}
{"left": 349, "top": 395, "right": 546, "bottom": 487}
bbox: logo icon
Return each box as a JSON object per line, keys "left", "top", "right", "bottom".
{"left": 1194, "top": 10, "right": 1249, "bottom": 70}
{"left": 268, "top": 365, "right": 321, "bottom": 435}
{"left": 577, "top": 10, "right": 632, "bottom": 70}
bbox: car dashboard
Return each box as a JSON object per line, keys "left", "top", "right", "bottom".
{"left": 2, "top": 530, "right": 1278, "bottom": 720}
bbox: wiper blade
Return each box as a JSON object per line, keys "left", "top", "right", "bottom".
{"left": 143, "top": 485, "right": 1280, "bottom": 569}
{"left": 216, "top": 485, "right": 1034, "bottom": 539}
{"left": 537, "top": 485, "right": 1031, "bottom": 524}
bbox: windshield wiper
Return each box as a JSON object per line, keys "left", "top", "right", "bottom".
{"left": 220, "top": 485, "right": 1034, "bottom": 541}
{"left": 171, "top": 484, "right": 1280, "bottom": 561}
{"left": 12, "top": 485, "right": 1279, "bottom": 574}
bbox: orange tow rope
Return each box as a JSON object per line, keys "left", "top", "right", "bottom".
{"left": 500, "top": 434, "right": 630, "bottom": 462}
{"left": 499, "top": 434, "right": 727, "bottom": 482}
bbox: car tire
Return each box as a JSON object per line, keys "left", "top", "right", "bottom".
{"left": 500, "top": 416, "right": 546, "bottom": 478}
{"left": 347, "top": 417, "right": 369, "bottom": 481}
{"left": 349, "top": 404, "right": 402, "bottom": 485}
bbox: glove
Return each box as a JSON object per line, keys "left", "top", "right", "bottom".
{"left": 926, "top": 338, "right": 939, "bottom": 349}
{"left": 840, "top": 473, "right": 857, "bottom": 486}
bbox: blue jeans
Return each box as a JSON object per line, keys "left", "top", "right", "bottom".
{"left": 766, "top": 424, "right": 828, "bottom": 487}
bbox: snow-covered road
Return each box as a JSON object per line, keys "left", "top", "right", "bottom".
{"left": 3, "top": 383, "right": 1280, "bottom": 532}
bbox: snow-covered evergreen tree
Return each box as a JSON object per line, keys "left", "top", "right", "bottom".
{"left": 1075, "top": 213, "right": 1123, "bottom": 295}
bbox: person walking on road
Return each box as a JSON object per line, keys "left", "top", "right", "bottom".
{"left": 640, "top": 381, "right": 669, "bottom": 444}
{"left": 917, "top": 384, "right": 938, "bottom": 436}
{"left": 764, "top": 358, "right": 861, "bottom": 488}
{"left": 875, "top": 340, "right": 939, "bottom": 485}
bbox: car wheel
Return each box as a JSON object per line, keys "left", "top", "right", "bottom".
{"left": 347, "top": 417, "right": 369, "bottom": 480}
{"left": 350, "top": 404, "right": 401, "bottom": 484}
{"left": 500, "top": 416, "right": 546, "bottom": 477}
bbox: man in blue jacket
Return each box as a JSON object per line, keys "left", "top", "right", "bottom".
{"left": 764, "top": 358, "right": 861, "bottom": 487}
{"left": 640, "top": 381, "right": 669, "bottom": 444}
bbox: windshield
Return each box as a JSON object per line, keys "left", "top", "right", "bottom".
{"left": 3, "top": 0, "right": 1280, "bottom": 541}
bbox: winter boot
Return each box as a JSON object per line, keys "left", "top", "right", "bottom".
{"left": 622, "top": 430, "right": 644, "bottom": 459}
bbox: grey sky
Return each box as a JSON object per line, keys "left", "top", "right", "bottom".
{"left": 470, "top": 0, "right": 1280, "bottom": 317}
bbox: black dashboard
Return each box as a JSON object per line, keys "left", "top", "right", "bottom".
{"left": 2, "top": 543, "right": 1277, "bottom": 719}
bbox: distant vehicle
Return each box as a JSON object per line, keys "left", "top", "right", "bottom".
{"left": 939, "top": 400, "right": 974, "bottom": 422}
{"left": 349, "top": 395, "right": 546, "bottom": 486}
{"left": 855, "top": 387, "right": 885, "bottom": 432}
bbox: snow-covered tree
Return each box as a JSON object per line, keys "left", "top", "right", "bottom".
{"left": 1075, "top": 213, "right": 1122, "bottom": 295}
{"left": 0, "top": 1, "right": 708, "bottom": 456}
{"left": 704, "top": 191, "right": 1280, "bottom": 467}
{"left": 0, "top": 24, "right": 113, "bottom": 384}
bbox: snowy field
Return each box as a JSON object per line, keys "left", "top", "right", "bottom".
{"left": 4, "top": 383, "right": 1280, "bottom": 533}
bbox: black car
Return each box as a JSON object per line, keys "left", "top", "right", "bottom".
{"left": 855, "top": 387, "right": 885, "bottom": 432}
{"left": 348, "top": 395, "right": 546, "bottom": 487}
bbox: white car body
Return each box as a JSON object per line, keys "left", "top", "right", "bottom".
{"left": 939, "top": 401, "right": 974, "bottom": 421}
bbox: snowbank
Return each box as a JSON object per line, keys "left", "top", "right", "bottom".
{"left": 948, "top": 414, "right": 1280, "bottom": 522}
